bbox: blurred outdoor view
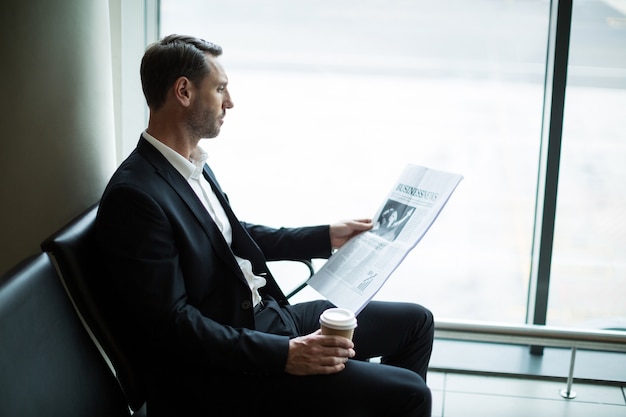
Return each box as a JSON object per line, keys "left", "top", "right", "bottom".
{"left": 160, "top": 0, "right": 626, "bottom": 329}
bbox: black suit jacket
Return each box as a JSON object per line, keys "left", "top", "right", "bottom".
{"left": 96, "top": 137, "right": 331, "bottom": 408}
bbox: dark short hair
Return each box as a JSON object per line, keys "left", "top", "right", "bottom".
{"left": 140, "top": 34, "right": 223, "bottom": 110}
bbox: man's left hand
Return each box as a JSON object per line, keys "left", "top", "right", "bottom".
{"left": 329, "top": 219, "right": 373, "bottom": 249}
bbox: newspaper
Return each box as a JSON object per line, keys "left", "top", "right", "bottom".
{"left": 307, "top": 164, "right": 463, "bottom": 314}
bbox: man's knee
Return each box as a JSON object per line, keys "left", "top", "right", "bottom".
{"left": 393, "top": 370, "right": 432, "bottom": 417}
{"left": 408, "top": 303, "right": 434, "bottom": 339}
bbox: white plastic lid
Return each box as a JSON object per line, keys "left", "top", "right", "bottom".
{"left": 319, "top": 308, "right": 357, "bottom": 330}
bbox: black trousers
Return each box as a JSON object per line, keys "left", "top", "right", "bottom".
{"left": 253, "top": 298, "right": 434, "bottom": 417}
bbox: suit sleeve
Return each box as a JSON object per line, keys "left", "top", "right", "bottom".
{"left": 242, "top": 222, "right": 332, "bottom": 261}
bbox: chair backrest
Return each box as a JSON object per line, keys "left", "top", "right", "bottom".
{"left": 0, "top": 253, "right": 131, "bottom": 417}
{"left": 41, "top": 203, "right": 146, "bottom": 413}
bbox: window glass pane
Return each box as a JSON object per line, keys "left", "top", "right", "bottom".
{"left": 548, "top": 0, "right": 626, "bottom": 329}
{"left": 160, "top": 0, "right": 549, "bottom": 322}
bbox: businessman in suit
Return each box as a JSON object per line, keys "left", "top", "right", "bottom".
{"left": 96, "top": 34, "right": 434, "bottom": 416}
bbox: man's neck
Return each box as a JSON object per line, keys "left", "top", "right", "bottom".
{"left": 146, "top": 121, "right": 198, "bottom": 160}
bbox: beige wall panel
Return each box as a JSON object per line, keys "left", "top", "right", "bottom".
{"left": 0, "top": 0, "right": 116, "bottom": 274}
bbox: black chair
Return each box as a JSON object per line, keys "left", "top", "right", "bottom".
{"left": 41, "top": 203, "right": 147, "bottom": 415}
{"left": 40, "top": 203, "right": 316, "bottom": 415}
{"left": 0, "top": 253, "right": 134, "bottom": 417}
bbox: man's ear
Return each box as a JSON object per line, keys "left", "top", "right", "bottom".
{"left": 173, "top": 76, "right": 192, "bottom": 107}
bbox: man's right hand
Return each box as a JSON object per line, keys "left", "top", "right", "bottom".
{"left": 284, "top": 329, "right": 355, "bottom": 375}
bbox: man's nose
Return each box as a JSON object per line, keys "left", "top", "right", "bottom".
{"left": 224, "top": 90, "right": 234, "bottom": 109}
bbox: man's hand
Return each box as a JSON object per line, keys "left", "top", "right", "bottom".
{"left": 330, "top": 219, "right": 373, "bottom": 250}
{"left": 284, "top": 330, "right": 355, "bottom": 375}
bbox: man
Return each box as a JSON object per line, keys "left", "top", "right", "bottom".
{"left": 96, "top": 34, "right": 434, "bottom": 416}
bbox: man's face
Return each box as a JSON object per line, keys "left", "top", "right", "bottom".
{"left": 186, "top": 54, "right": 234, "bottom": 139}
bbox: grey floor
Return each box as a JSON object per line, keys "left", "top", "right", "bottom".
{"left": 428, "top": 371, "right": 626, "bottom": 417}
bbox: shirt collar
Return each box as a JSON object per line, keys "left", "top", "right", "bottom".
{"left": 142, "top": 130, "right": 208, "bottom": 180}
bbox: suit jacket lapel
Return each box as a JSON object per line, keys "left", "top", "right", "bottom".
{"left": 137, "top": 138, "right": 245, "bottom": 278}
{"left": 201, "top": 165, "right": 269, "bottom": 274}
{"left": 201, "top": 167, "right": 288, "bottom": 303}
{"left": 201, "top": 166, "right": 291, "bottom": 303}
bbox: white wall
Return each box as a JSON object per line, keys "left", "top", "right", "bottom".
{"left": 0, "top": 0, "right": 117, "bottom": 274}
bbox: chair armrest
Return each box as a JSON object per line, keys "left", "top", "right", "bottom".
{"left": 267, "top": 259, "right": 315, "bottom": 300}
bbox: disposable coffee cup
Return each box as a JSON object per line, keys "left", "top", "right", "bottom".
{"left": 319, "top": 308, "right": 357, "bottom": 340}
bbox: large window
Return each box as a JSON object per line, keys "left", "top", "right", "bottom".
{"left": 160, "top": 0, "right": 625, "bottom": 328}
{"left": 547, "top": 0, "right": 626, "bottom": 328}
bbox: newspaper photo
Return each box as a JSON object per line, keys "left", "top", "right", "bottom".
{"left": 307, "top": 164, "right": 463, "bottom": 314}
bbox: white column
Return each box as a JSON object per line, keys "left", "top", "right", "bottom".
{"left": 0, "top": 0, "right": 116, "bottom": 274}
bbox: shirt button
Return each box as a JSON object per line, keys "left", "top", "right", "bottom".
{"left": 241, "top": 300, "right": 252, "bottom": 310}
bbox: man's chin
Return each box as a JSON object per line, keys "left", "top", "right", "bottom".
{"left": 200, "top": 130, "right": 220, "bottom": 140}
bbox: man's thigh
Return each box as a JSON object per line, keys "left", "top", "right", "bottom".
{"left": 282, "top": 299, "right": 334, "bottom": 335}
{"left": 165, "top": 360, "right": 430, "bottom": 417}
{"left": 352, "top": 301, "right": 433, "bottom": 357}
{"left": 255, "top": 359, "right": 431, "bottom": 417}
{"left": 282, "top": 299, "right": 433, "bottom": 358}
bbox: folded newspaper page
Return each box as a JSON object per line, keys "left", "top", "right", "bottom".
{"left": 307, "top": 164, "right": 463, "bottom": 314}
